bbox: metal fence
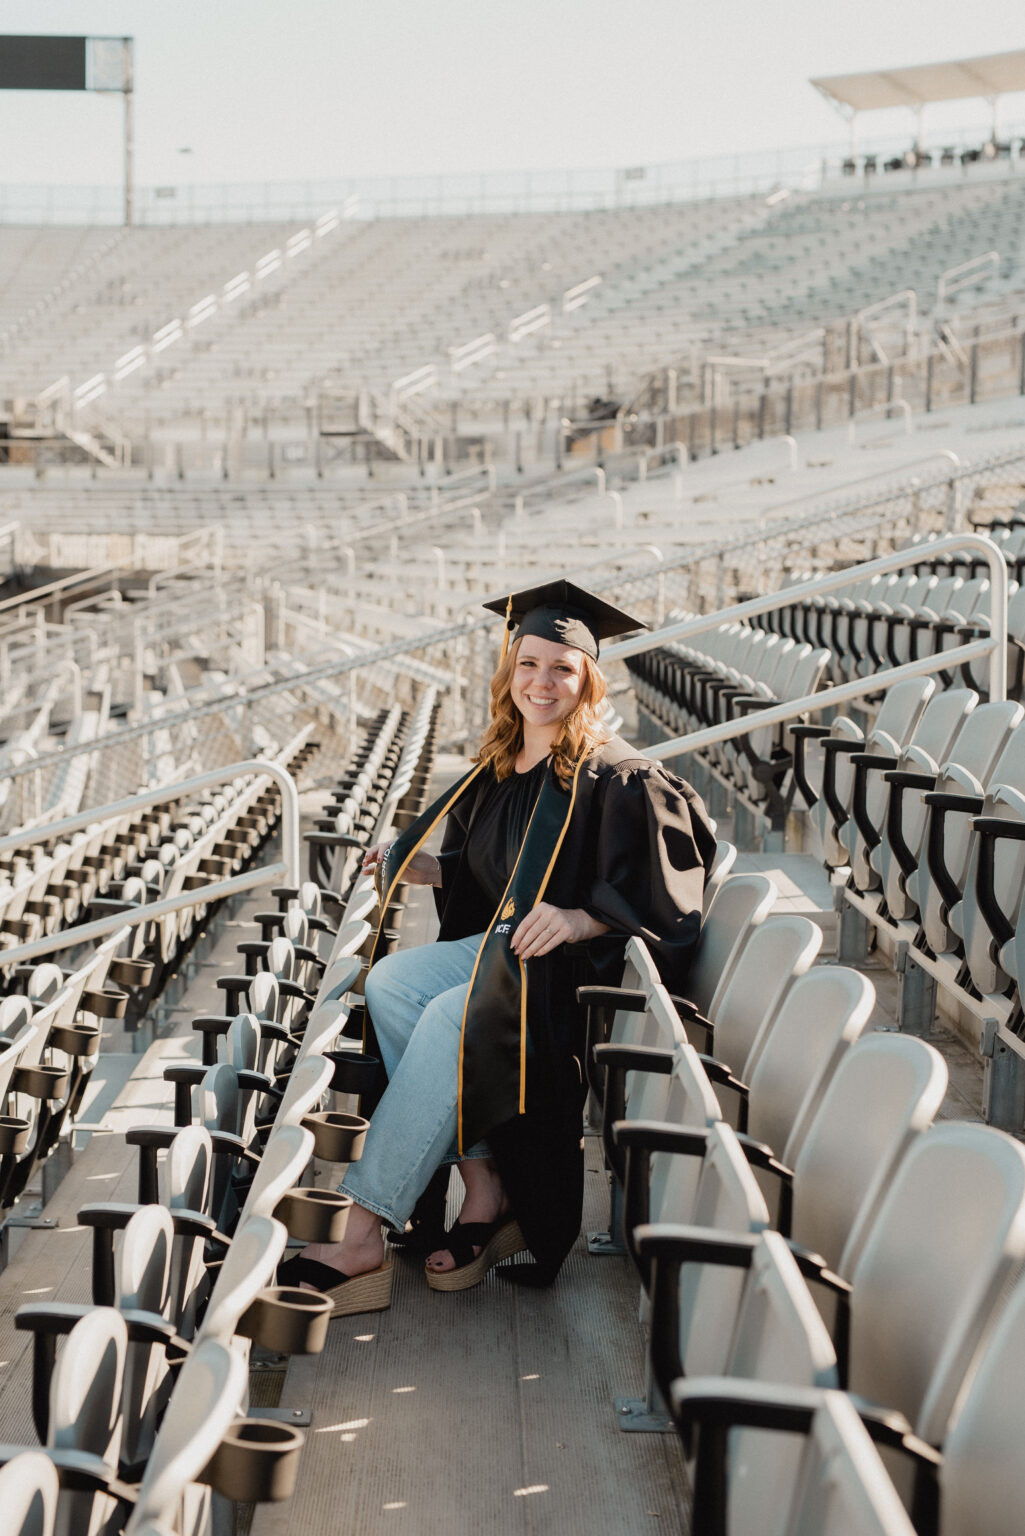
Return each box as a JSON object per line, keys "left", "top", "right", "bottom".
{"left": 6, "top": 444, "right": 1023, "bottom": 824}
{"left": 3, "top": 118, "right": 1024, "bottom": 224}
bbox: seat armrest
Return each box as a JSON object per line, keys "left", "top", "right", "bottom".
{"left": 612, "top": 1120, "right": 712, "bottom": 1156}
{"left": 848, "top": 752, "right": 899, "bottom": 770}
{"left": 972, "top": 814, "right": 1025, "bottom": 840}
{"left": 921, "top": 790, "right": 984, "bottom": 813}
{"left": 882, "top": 769, "right": 937, "bottom": 789}
{"left": 576, "top": 985, "right": 648, "bottom": 1011}
{"left": 591, "top": 1044, "right": 674, "bottom": 1074}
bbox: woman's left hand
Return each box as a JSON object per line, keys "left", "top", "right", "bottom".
{"left": 510, "top": 901, "right": 607, "bottom": 959}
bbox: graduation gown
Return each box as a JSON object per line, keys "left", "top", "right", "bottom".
{"left": 376, "top": 735, "right": 717, "bottom": 1285}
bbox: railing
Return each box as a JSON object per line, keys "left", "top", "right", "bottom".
{"left": 0, "top": 756, "right": 302, "bottom": 969}
{"left": 3, "top": 119, "right": 1024, "bottom": 224}
{"left": 937, "top": 251, "right": 1000, "bottom": 309}
{"left": 605, "top": 532, "right": 1009, "bottom": 761}
{"left": 0, "top": 449, "right": 1017, "bottom": 803}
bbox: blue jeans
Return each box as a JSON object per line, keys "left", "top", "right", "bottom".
{"left": 338, "top": 933, "right": 490, "bottom": 1230}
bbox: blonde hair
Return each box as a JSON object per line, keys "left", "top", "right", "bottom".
{"left": 475, "top": 636, "right": 610, "bottom": 788}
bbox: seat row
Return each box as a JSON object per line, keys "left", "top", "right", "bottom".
{"left": 756, "top": 560, "right": 1025, "bottom": 696}
{"left": 627, "top": 628, "right": 830, "bottom": 830}
{"left": 586, "top": 896, "right": 1025, "bottom": 1533}
{"left": 793, "top": 676, "right": 1025, "bottom": 1086}
{"left": 0, "top": 694, "right": 443, "bottom": 1534}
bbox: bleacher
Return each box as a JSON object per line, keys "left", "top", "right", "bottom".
{"left": 7, "top": 123, "right": 1025, "bottom": 1535}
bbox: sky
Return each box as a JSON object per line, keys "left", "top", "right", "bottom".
{"left": 2, "top": 1, "right": 1025, "bottom": 189}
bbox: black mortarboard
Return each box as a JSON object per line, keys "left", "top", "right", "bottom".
{"left": 483, "top": 578, "right": 646, "bottom": 661}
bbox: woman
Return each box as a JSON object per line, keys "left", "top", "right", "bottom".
{"left": 280, "top": 579, "right": 717, "bottom": 1314}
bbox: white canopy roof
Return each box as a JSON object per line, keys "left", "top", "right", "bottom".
{"left": 812, "top": 49, "right": 1025, "bottom": 115}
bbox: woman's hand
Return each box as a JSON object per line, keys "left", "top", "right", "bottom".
{"left": 361, "top": 842, "right": 440, "bottom": 887}
{"left": 361, "top": 841, "right": 393, "bottom": 875}
{"left": 510, "top": 901, "right": 608, "bottom": 959}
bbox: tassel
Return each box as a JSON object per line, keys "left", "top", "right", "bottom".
{"left": 498, "top": 594, "right": 514, "bottom": 664}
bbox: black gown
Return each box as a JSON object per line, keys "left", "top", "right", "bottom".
{"left": 424, "top": 734, "right": 717, "bottom": 1284}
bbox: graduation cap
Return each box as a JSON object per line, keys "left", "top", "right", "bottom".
{"left": 483, "top": 578, "right": 646, "bottom": 662}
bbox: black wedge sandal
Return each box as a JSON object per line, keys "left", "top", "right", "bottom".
{"left": 424, "top": 1215, "right": 528, "bottom": 1292}
{"left": 277, "top": 1253, "right": 393, "bottom": 1317}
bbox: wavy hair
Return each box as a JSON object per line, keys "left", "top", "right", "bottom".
{"left": 475, "top": 636, "right": 610, "bottom": 787}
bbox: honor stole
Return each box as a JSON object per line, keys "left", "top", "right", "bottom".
{"left": 370, "top": 756, "right": 584, "bottom": 1152}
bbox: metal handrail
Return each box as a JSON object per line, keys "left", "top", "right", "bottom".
{"left": 848, "top": 398, "right": 912, "bottom": 443}
{"left": 0, "top": 756, "right": 302, "bottom": 887}
{"left": 643, "top": 640, "right": 994, "bottom": 763}
{"left": 607, "top": 531, "right": 1006, "bottom": 685}
{"left": 607, "top": 530, "right": 1008, "bottom": 759}
{"left": 0, "top": 861, "right": 288, "bottom": 967}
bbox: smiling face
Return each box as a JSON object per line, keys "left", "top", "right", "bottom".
{"left": 510, "top": 635, "right": 585, "bottom": 738}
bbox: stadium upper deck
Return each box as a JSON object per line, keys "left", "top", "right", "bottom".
{"left": 2, "top": 162, "right": 1025, "bottom": 478}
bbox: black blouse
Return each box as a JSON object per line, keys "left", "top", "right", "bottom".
{"left": 461, "top": 758, "right": 546, "bottom": 911}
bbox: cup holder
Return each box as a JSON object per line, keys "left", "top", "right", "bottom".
{"left": 110, "top": 956, "right": 156, "bottom": 989}
{"left": 204, "top": 1416, "right": 305, "bottom": 1502}
{"left": 48, "top": 1022, "right": 101, "bottom": 1056}
{"left": 274, "top": 1187, "right": 352, "bottom": 1243}
{"left": 324, "top": 1050, "right": 380, "bottom": 1096}
{"left": 0, "top": 1115, "right": 31, "bottom": 1154}
{"left": 82, "top": 986, "right": 128, "bottom": 1020}
{"left": 238, "top": 1284, "right": 331, "bottom": 1355}
{"left": 300, "top": 1111, "right": 368, "bottom": 1163}
{"left": 13, "top": 1064, "right": 70, "bottom": 1100}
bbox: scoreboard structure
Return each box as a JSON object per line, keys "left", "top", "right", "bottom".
{"left": 0, "top": 35, "right": 134, "bottom": 222}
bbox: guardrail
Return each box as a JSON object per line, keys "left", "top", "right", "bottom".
{"left": 605, "top": 531, "right": 1009, "bottom": 759}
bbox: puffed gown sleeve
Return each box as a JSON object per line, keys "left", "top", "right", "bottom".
{"left": 581, "top": 758, "right": 718, "bottom": 994}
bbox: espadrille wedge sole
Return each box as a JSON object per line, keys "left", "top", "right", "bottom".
{"left": 278, "top": 1254, "right": 393, "bottom": 1316}
{"left": 425, "top": 1218, "right": 528, "bottom": 1292}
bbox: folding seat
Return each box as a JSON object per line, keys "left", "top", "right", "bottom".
{"left": 916, "top": 714, "right": 1025, "bottom": 958}
{"left": 78, "top": 1125, "right": 214, "bottom": 1340}
{"left": 841, "top": 688, "right": 977, "bottom": 896}
{"left": 33, "top": 1307, "right": 127, "bottom": 1536}
{"left": 637, "top": 1120, "right": 771, "bottom": 1395}
{"left": 616, "top": 966, "right": 876, "bottom": 1277}
{"left": 730, "top": 966, "right": 876, "bottom": 1160}
{"left": 792, "top": 677, "right": 935, "bottom": 870}
{"left": 120, "top": 1341, "right": 252, "bottom": 1535}
{"left": 791, "top": 1123, "right": 1025, "bottom": 1471}
{"left": 0, "top": 986, "right": 84, "bottom": 1214}
{"left": 832, "top": 575, "right": 907, "bottom": 682}
{"left": 585, "top": 874, "right": 776, "bottom": 1141}
{"left": 866, "top": 572, "right": 939, "bottom": 668}
{"left": 881, "top": 700, "right": 1022, "bottom": 923}
{"left": 0, "top": 1451, "right": 59, "bottom": 1536}
{"left": 651, "top": 913, "right": 821, "bottom": 1069}
{"left": 951, "top": 582, "right": 1025, "bottom": 698}
{"left": 217, "top": 935, "right": 315, "bottom": 1036}
{"left": 886, "top": 1266, "right": 1025, "bottom": 1536}
{"left": 670, "top": 1386, "right": 917, "bottom": 1536}
{"left": 730, "top": 643, "right": 832, "bottom": 803}
{"left": 17, "top": 1204, "right": 175, "bottom": 1474}
{"left": 885, "top": 575, "right": 967, "bottom": 665}
{"left": 193, "top": 970, "right": 288, "bottom": 1067}
{"left": 678, "top": 873, "right": 778, "bottom": 1020}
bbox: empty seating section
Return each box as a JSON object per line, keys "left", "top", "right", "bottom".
{"left": 0, "top": 684, "right": 440, "bottom": 1532}
{"left": 2, "top": 172, "right": 1024, "bottom": 457}
{"left": 4, "top": 171, "right": 1025, "bottom": 1536}
{"left": 584, "top": 887, "right": 1025, "bottom": 1531}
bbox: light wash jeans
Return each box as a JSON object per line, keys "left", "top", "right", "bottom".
{"left": 338, "top": 933, "right": 490, "bottom": 1230}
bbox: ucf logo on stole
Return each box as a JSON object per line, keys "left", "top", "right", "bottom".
{"left": 495, "top": 897, "right": 515, "bottom": 936}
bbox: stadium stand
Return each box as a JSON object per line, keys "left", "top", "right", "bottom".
{"left": 8, "top": 120, "right": 1025, "bottom": 1536}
